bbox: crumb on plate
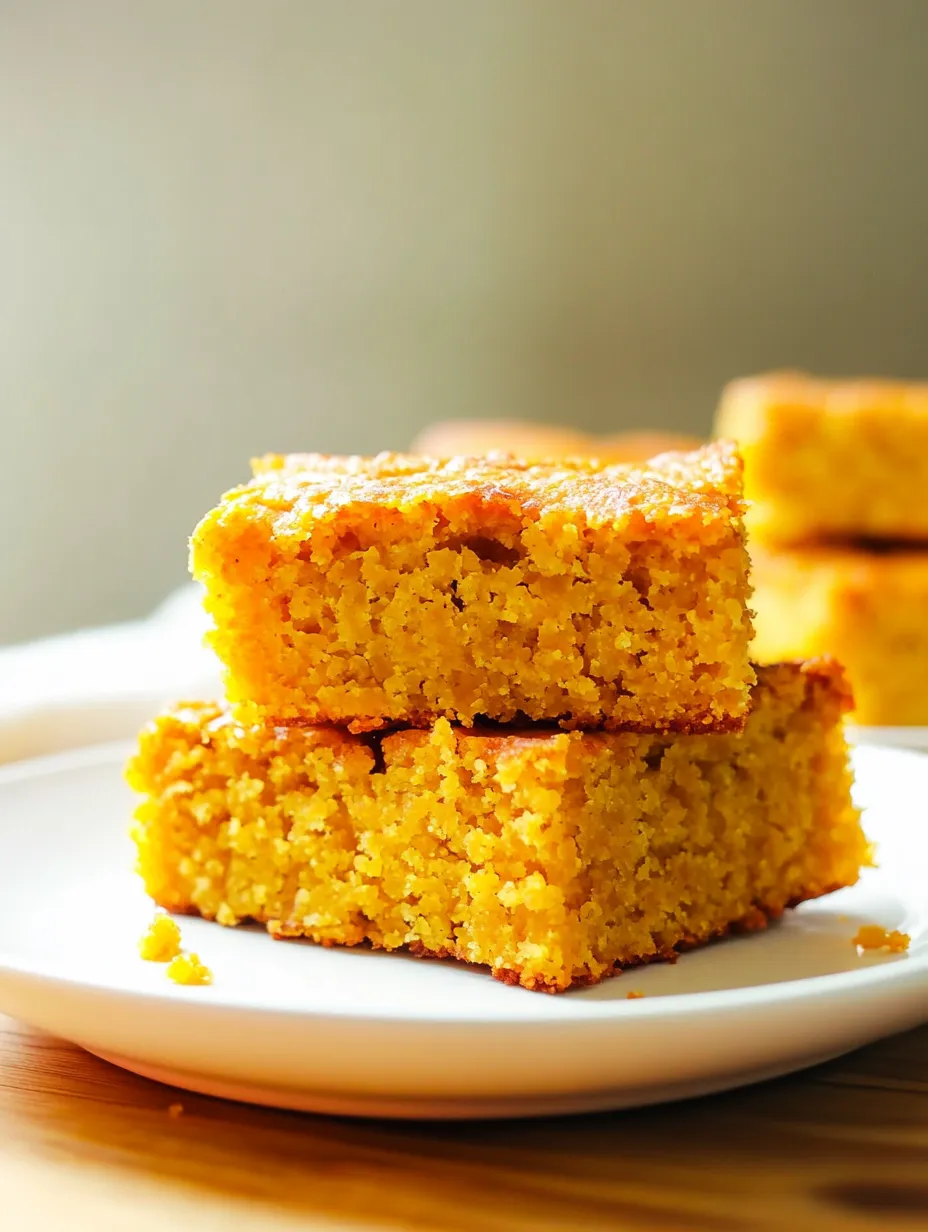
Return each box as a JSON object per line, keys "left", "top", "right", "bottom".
{"left": 853, "top": 924, "right": 910, "bottom": 953}
{"left": 166, "top": 952, "right": 213, "bottom": 986}
{"left": 138, "top": 914, "right": 182, "bottom": 962}
{"left": 626, "top": 991, "right": 645, "bottom": 1000}
{"left": 167, "top": 1103, "right": 184, "bottom": 1118}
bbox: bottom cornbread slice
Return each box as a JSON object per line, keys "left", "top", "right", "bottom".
{"left": 127, "top": 660, "right": 868, "bottom": 993}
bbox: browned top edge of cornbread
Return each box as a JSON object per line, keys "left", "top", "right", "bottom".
{"left": 236, "top": 441, "right": 745, "bottom": 526}
{"left": 149, "top": 659, "right": 852, "bottom": 758}
{"left": 718, "top": 371, "right": 928, "bottom": 430}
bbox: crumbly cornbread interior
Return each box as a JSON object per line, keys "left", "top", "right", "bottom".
{"left": 128, "top": 661, "right": 867, "bottom": 993}
{"left": 190, "top": 443, "right": 754, "bottom": 732}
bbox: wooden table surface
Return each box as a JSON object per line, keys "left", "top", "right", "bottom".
{"left": 2, "top": 1015, "right": 927, "bottom": 1231}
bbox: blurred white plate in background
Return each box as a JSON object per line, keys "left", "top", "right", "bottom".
{"left": 0, "top": 741, "right": 924, "bottom": 1121}
{"left": 0, "top": 586, "right": 219, "bottom": 764}
{"left": 849, "top": 726, "right": 928, "bottom": 752}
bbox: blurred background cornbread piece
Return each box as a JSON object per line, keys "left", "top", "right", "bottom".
{"left": 412, "top": 420, "right": 703, "bottom": 463}
{"left": 718, "top": 371, "right": 928, "bottom": 726}
{"left": 717, "top": 372, "right": 928, "bottom": 546}
{"left": 751, "top": 544, "right": 928, "bottom": 728}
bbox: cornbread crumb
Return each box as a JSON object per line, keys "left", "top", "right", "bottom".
{"left": 138, "top": 914, "right": 182, "bottom": 962}
{"left": 128, "top": 660, "right": 867, "bottom": 993}
{"left": 166, "top": 952, "right": 213, "bottom": 986}
{"left": 167, "top": 1103, "right": 184, "bottom": 1118}
{"left": 191, "top": 444, "right": 754, "bottom": 733}
{"left": 626, "top": 991, "right": 645, "bottom": 1000}
{"left": 854, "top": 925, "right": 910, "bottom": 954}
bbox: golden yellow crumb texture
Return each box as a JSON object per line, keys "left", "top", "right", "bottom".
{"left": 854, "top": 925, "right": 910, "bottom": 954}
{"left": 138, "top": 914, "right": 182, "bottom": 962}
{"left": 190, "top": 444, "right": 754, "bottom": 733}
{"left": 128, "top": 661, "right": 867, "bottom": 993}
{"left": 166, "top": 952, "right": 213, "bottom": 986}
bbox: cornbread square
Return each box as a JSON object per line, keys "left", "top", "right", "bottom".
{"left": 190, "top": 443, "right": 754, "bottom": 732}
{"left": 752, "top": 544, "right": 928, "bottom": 726}
{"left": 127, "top": 661, "right": 867, "bottom": 993}
{"left": 716, "top": 372, "right": 928, "bottom": 544}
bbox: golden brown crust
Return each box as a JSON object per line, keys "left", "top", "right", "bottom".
{"left": 246, "top": 441, "right": 746, "bottom": 525}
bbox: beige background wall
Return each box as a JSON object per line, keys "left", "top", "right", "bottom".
{"left": 2, "top": 1, "right": 927, "bottom": 642}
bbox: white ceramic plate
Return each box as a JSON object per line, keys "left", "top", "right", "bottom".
{"left": 0, "top": 744, "right": 925, "bottom": 1121}
{"left": 849, "top": 725, "right": 928, "bottom": 752}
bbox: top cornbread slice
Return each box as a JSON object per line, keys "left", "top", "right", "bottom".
{"left": 716, "top": 371, "right": 928, "bottom": 544}
{"left": 190, "top": 443, "right": 754, "bottom": 732}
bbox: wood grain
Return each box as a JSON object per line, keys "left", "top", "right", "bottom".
{"left": 2, "top": 1013, "right": 927, "bottom": 1231}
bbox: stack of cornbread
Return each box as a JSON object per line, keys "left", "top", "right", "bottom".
{"left": 718, "top": 372, "right": 928, "bottom": 726}
{"left": 128, "top": 443, "right": 868, "bottom": 991}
